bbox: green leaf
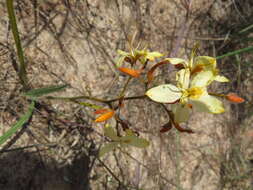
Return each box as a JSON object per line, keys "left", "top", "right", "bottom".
{"left": 146, "top": 84, "right": 182, "bottom": 103}
{"left": 172, "top": 104, "right": 191, "bottom": 123}
{"left": 104, "top": 126, "right": 120, "bottom": 141}
{"left": 121, "top": 135, "right": 150, "bottom": 148}
{"left": 0, "top": 101, "right": 35, "bottom": 146}
{"left": 216, "top": 46, "right": 253, "bottom": 60}
{"left": 99, "top": 142, "right": 118, "bottom": 157}
{"left": 6, "top": 0, "right": 28, "bottom": 89}
{"left": 24, "top": 84, "right": 68, "bottom": 98}
{"left": 78, "top": 102, "right": 102, "bottom": 109}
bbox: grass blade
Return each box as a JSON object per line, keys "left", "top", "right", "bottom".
{"left": 23, "top": 84, "right": 68, "bottom": 98}
{"left": 216, "top": 46, "right": 253, "bottom": 60}
{"left": 0, "top": 101, "right": 35, "bottom": 146}
{"left": 6, "top": 0, "right": 28, "bottom": 89}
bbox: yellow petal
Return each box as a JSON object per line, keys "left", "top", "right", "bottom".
{"left": 146, "top": 52, "right": 164, "bottom": 61}
{"left": 116, "top": 56, "right": 126, "bottom": 67}
{"left": 214, "top": 75, "right": 230, "bottom": 82}
{"left": 190, "top": 94, "right": 225, "bottom": 114}
{"left": 194, "top": 56, "right": 216, "bottom": 69}
{"left": 117, "top": 49, "right": 130, "bottom": 56}
{"left": 176, "top": 69, "right": 190, "bottom": 89}
{"left": 190, "top": 70, "right": 214, "bottom": 87}
{"left": 99, "top": 142, "right": 118, "bottom": 157}
{"left": 146, "top": 84, "right": 182, "bottom": 103}
{"left": 165, "top": 58, "right": 188, "bottom": 67}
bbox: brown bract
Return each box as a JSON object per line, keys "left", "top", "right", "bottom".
{"left": 147, "top": 60, "right": 170, "bottom": 83}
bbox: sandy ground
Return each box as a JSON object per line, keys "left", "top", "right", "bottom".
{"left": 0, "top": 0, "right": 253, "bottom": 189}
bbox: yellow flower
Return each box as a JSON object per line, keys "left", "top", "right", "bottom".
{"left": 146, "top": 68, "right": 225, "bottom": 123}
{"left": 165, "top": 56, "right": 229, "bottom": 83}
{"left": 116, "top": 49, "right": 163, "bottom": 66}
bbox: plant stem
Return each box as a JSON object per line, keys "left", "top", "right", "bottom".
{"left": 216, "top": 46, "right": 253, "bottom": 60}
{"left": 119, "top": 77, "right": 132, "bottom": 98}
{"left": 46, "top": 95, "right": 107, "bottom": 103}
{"left": 208, "top": 92, "right": 225, "bottom": 97}
{"left": 6, "top": 0, "right": 29, "bottom": 90}
{"left": 46, "top": 94, "right": 146, "bottom": 103}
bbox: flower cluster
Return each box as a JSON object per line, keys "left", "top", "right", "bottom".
{"left": 94, "top": 44, "right": 245, "bottom": 157}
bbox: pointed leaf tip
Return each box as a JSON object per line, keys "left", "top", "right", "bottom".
{"left": 24, "top": 84, "right": 68, "bottom": 98}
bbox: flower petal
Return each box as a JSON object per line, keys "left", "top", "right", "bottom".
{"left": 99, "top": 142, "right": 118, "bottom": 157}
{"left": 146, "top": 52, "right": 164, "bottom": 61}
{"left": 176, "top": 69, "right": 190, "bottom": 89}
{"left": 117, "top": 49, "right": 130, "bottom": 56}
{"left": 194, "top": 56, "right": 216, "bottom": 69}
{"left": 190, "top": 70, "right": 214, "bottom": 87}
{"left": 214, "top": 75, "right": 230, "bottom": 82}
{"left": 172, "top": 104, "right": 191, "bottom": 123}
{"left": 165, "top": 58, "right": 188, "bottom": 66}
{"left": 190, "top": 94, "right": 225, "bottom": 114}
{"left": 146, "top": 84, "right": 182, "bottom": 103}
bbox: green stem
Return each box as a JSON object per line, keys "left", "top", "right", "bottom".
{"left": 208, "top": 92, "right": 225, "bottom": 97}
{"left": 216, "top": 46, "right": 253, "bottom": 60}
{"left": 107, "top": 95, "right": 146, "bottom": 103}
{"left": 119, "top": 77, "right": 132, "bottom": 98}
{"left": 46, "top": 95, "right": 107, "bottom": 103}
{"left": 6, "top": 0, "right": 29, "bottom": 90}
